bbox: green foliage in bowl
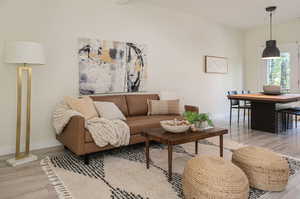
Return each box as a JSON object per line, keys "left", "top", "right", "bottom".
{"left": 183, "top": 111, "right": 213, "bottom": 126}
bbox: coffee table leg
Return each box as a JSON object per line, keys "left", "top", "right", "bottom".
{"left": 145, "top": 136, "right": 150, "bottom": 169}
{"left": 195, "top": 140, "right": 198, "bottom": 154}
{"left": 220, "top": 135, "right": 223, "bottom": 157}
{"left": 168, "top": 144, "right": 173, "bottom": 181}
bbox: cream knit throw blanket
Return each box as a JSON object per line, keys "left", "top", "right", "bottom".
{"left": 52, "top": 102, "right": 130, "bottom": 147}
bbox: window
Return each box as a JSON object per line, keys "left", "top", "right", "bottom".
{"left": 266, "top": 53, "right": 291, "bottom": 89}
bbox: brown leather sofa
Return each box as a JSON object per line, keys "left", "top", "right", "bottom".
{"left": 56, "top": 94, "right": 196, "bottom": 164}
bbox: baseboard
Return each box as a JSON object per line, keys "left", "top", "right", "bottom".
{"left": 0, "top": 140, "right": 62, "bottom": 156}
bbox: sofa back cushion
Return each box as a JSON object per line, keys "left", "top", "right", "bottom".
{"left": 147, "top": 99, "right": 180, "bottom": 115}
{"left": 94, "top": 101, "right": 126, "bottom": 121}
{"left": 64, "top": 96, "right": 98, "bottom": 120}
{"left": 125, "top": 94, "right": 159, "bottom": 116}
{"left": 90, "top": 95, "right": 129, "bottom": 116}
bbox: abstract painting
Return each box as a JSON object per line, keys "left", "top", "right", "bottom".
{"left": 205, "top": 56, "right": 228, "bottom": 74}
{"left": 78, "top": 38, "right": 147, "bottom": 95}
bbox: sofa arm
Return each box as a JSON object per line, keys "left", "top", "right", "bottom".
{"left": 56, "top": 115, "right": 86, "bottom": 155}
{"left": 184, "top": 105, "right": 199, "bottom": 113}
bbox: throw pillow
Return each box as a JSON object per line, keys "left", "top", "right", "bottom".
{"left": 64, "top": 96, "right": 98, "bottom": 120}
{"left": 94, "top": 101, "right": 126, "bottom": 121}
{"left": 147, "top": 99, "right": 180, "bottom": 115}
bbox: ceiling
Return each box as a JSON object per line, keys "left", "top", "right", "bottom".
{"left": 139, "top": 0, "right": 300, "bottom": 29}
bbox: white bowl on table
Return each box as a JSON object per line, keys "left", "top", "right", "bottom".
{"left": 160, "top": 120, "right": 190, "bottom": 133}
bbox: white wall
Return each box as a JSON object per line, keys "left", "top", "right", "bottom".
{"left": 0, "top": 0, "right": 244, "bottom": 155}
{"left": 244, "top": 19, "right": 300, "bottom": 91}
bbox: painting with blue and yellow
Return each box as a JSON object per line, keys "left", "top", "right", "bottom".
{"left": 78, "top": 38, "right": 147, "bottom": 95}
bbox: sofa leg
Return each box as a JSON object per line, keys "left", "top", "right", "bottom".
{"left": 84, "top": 155, "right": 90, "bottom": 165}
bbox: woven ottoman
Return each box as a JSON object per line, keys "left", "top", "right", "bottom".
{"left": 183, "top": 156, "right": 249, "bottom": 199}
{"left": 232, "top": 146, "right": 289, "bottom": 191}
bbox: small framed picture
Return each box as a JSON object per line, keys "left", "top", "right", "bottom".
{"left": 205, "top": 56, "right": 228, "bottom": 74}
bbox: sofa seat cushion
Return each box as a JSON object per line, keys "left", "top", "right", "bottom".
{"left": 85, "top": 115, "right": 183, "bottom": 143}
{"left": 126, "top": 115, "right": 182, "bottom": 135}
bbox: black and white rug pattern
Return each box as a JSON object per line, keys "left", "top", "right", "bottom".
{"left": 46, "top": 142, "right": 300, "bottom": 199}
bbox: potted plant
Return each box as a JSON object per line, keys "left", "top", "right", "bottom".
{"left": 196, "top": 113, "right": 213, "bottom": 129}
{"left": 183, "top": 111, "right": 213, "bottom": 130}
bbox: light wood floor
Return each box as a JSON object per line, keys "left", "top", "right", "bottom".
{"left": 1, "top": 117, "right": 300, "bottom": 199}
{"left": 0, "top": 146, "right": 62, "bottom": 199}
{"left": 224, "top": 119, "right": 300, "bottom": 159}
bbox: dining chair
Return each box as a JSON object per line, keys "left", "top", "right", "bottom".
{"left": 242, "top": 90, "right": 251, "bottom": 127}
{"left": 227, "top": 90, "right": 238, "bottom": 126}
{"left": 227, "top": 90, "right": 251, "bottom": 127}
{"left": 279, "top": 107, "right": 300, "bottom": 131}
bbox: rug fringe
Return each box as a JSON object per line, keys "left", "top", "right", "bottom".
{"left": 41, "top": 157, "right": 73, "bottom": 199}
{"left": 281, "top": 154, "right": 300, "bottom": 161}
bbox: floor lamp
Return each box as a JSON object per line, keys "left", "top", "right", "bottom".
{"left": 4, "top": 41, "right": 45, "bottom": 166}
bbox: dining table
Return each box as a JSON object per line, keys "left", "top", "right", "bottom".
{"left": 227, "top": 93, "right": 300, "bottom": 133}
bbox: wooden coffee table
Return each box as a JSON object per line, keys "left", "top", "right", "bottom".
{"left": 142, "top": 127, "right": 228, "bottom": 181}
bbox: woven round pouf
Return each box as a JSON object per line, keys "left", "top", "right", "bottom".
{"left": 183, "top": 156, "right": 249, "bottom": 199}
{"left": 232, "top": 146, "right": 289, "bottom": 191}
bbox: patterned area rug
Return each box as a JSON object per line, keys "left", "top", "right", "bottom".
{"left": 41, "top": 138, "right": 300, "bottom": 199}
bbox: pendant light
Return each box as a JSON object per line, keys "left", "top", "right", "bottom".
{"left": 262, "top": 6, "right": 280, "bottom": 60}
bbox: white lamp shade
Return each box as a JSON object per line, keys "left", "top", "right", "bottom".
{"left": 4, "top": 41, "right": 46, "bottom": 65}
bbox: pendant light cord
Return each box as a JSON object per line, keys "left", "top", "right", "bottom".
{"left": 270, "top": 11, "right": 272, "bottom": 40}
